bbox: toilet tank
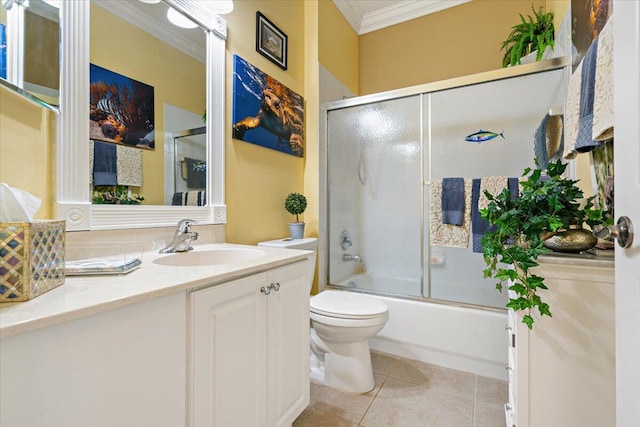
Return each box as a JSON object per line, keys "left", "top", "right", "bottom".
{"left": 257, "top": 238, "right": 318, "bottom": 291}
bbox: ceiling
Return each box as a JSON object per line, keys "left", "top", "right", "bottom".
{"left": 333, "top": 0, "right": 471, "bottom": 35}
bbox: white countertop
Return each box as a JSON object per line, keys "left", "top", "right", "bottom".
{"left": 0, "top": 243, "right": 312, "bottom": 339}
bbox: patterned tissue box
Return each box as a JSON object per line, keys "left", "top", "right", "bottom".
{"left": 0, "top": 220, "right": 66, "bottom": 302}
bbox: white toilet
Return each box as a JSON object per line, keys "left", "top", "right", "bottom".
{"left": 258, "top": 237, "right": 389, "bottom": 394}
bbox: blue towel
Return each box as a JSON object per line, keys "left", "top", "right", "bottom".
{"left": 575, "top": 37, "right": 602, "bottom": 153}
{"left": 441, "top": 177, "right": 465, "bottom": 226}
{"left": 508, "top": 177, "right": 519, "bottom": 200}
{"left": 471, "top": 179, "right": 497, "bottom": 253}
{"left": 93, "top": 140, "right": 117, "bottom": 185}
{"left": 533, "top": 114, "right": 550, "bottom": 169}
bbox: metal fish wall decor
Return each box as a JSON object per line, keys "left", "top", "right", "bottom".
{"left": 465, "top": 130, "right": 505, "bottom": 143}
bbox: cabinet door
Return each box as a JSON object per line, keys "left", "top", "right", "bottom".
{"left": 190, "top": 274, "right": 268, "bottom": 427}
{"left": 266, "top": 261, "right": 310, "bottom": 427}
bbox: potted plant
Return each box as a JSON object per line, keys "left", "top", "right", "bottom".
{"left": 284, "top": 192, "right": 307, "bottom": 239}
{"left": 501, "top": 5, "right": 555, "bottom": 67}
{"left": 481, "top": 160, "right": 603, "bottom": 329}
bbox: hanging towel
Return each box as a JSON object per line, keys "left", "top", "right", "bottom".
{"left": 185, "top": 157, "right": 206, "bottom": 189}
{"left": 546, "top": 114, "right": 564, "bottom": 163}
{"left": 471, "top": 179, "right": 495, "bottom": 253}
{"left": 428, "top": 179, "right": 472, "bottom": 248}
{"left": 478, "top": 176, "right": 509, "bottom": 211}
{"left": 508, "top": 177, "right": 520, "bottom": 200}
{"left": 563, "top": 60, "right": 584, "bottom": 160}
{"left": 116, "top": 145, "right": 142, "bottom": 187}
{"left": 93, "top": 140, "right": 117, "bottom": 185}
{"left": 89, "top": 140, "right": 95, "bottom": 184}
{"left": 575, "top": 37, "right": 603, "bottom": 153}
{"left": 533, "top": 114, "right": 550, "bottom": 168}
{"left": 592, "top": 18, "right": 614, "bottom": 141}
{"left": 534, "top": 114, "right": 564, "bottom": 169}
{"left": 441, "top": 177, "right": 465, "bottom": 226}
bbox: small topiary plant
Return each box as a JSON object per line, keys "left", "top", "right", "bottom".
{"left": 284, "top": 192, "right": 307, "bottom": 223}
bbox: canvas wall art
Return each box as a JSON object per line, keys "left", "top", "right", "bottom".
{"left": 89, "top": 63, "right": 155, "bottom": 150}
{"left": 232, "top": 55, "right": 304, "bottom": 157}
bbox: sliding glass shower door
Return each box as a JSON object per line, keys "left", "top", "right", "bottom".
{"left": 327, "top": 96, "right": 422, "bottom": 297}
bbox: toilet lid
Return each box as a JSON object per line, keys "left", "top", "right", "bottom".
{"left": 310, "top": 290, "right": 388, "bottom": 319}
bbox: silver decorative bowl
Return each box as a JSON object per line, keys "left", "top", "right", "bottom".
{"left": 543, "top": 227, "right": 597, "bottom": 253}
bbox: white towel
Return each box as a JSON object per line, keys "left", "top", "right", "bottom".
{"left": 563, "top": 60, "right": 584, "bottom": 160}
{"left": 116, "top": 145, "right": 143, "bottom": 187}
{"left": 592, "top": 18, "right": 613, "bottom": 141}
{"left": 478, "top": 177, "right": 509, "bottom": 210}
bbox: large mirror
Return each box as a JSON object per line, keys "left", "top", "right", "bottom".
{"left": 0, "top": 0, "right": 60, "bottom": 111}
{"left": 56, "top": 0, "right": 227, "bottom": 231}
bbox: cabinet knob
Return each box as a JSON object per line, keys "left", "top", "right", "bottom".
{"left": 261, "top": 286, "right": 271, "bottom": 295}
{"left": 270, "top": 282, "right": 280, "bottom": 292}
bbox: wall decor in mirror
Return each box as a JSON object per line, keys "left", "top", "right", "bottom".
{"left": 0, "top": 0, "right": 60, "bottom": 112}
{"left": 56, "top": 0, "right": 227, "bottom": 231}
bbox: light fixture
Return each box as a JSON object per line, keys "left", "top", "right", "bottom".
{"left": 167, "top": 7, "right": 198, "bottom": 29}
{"left": 138, "top": 0, "right": 162, "bottom": 3}
{"left": 201, "top": 0, "right": 234, "bottom": 15}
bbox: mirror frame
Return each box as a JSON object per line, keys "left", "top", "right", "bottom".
{"left": 55, "top": 0, "right": 227, "bottom": 231}
{"left": 0, "top": 0, "right": 60, "bottom": 112}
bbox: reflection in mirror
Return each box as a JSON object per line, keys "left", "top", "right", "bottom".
{"left": 56, "top": 0, "right": 227, "bottom": 230}
{"left": 90, "top": 0, "right": 206, "bottom": 206}
{"left": 0, "top": 0, "right": 60, "bottom": 110}
{"left": 168, "top": 127, "right": 206, "bottom": 206}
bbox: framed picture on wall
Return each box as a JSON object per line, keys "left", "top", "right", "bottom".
{"left": 256, "top": 12, "right": 287, "bottom": 70}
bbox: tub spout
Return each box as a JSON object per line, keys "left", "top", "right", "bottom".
{"left": 343, "top": 253, "right": 360, "bottom": 262}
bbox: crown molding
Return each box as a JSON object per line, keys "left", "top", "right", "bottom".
{"left": 334, "top": 0, "right": 471, "bottom": 35}
{"left": 332, "top": 0, "right": 364, "bottom": 34}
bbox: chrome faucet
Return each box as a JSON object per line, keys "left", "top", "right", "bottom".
{"left": 159, "top": 219, "right": 199, "bottom": 253}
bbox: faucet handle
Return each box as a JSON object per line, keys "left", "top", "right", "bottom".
{"left": 177, "top": 219, "right": 197, "bottom": 232}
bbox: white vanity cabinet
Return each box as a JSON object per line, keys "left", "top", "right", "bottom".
{"left": 189, "top": 260, "right": 310, "bottom": 427}
{"left": 0, "top": 291, "right": 188, "bottom": 427}
{"left": 506, "top": 256, "right": 615, "bottom": 427}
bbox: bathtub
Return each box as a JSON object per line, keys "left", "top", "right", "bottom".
{"left": 331, "top": 274, "right": 508, "bottom": 380}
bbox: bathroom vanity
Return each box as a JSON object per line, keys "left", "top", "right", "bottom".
{"left": 505, "top": 254, "right": 615, "bottom": 427}
{"left": 0, "top": 244, "right": 312, "bottom": 427}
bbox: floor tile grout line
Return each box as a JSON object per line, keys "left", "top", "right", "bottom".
{"left": 357, "top": 369, "right": 392, "bottom": 426}
{"left": 472, "top": 374, "right": 478, "bottom": 427}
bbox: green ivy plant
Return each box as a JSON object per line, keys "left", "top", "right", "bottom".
{"left": 284, "top": 192, "right": 307, "bottom": 223}
{"left": 93, "top": 186, "right": 144, "bottom": 205}
{"left": 501, "top": 5, "right": 555, "bottom": 67}
{"left": 480, "top": 160, "right": 603, "bottom": 329}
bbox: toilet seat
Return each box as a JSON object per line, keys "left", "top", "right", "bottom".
{"left": 310, "top": 290, "right": 388, "bottom": 320}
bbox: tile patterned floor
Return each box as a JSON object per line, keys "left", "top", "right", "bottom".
{"left": 293, "top": 351, "right": 507, "bottom": 427}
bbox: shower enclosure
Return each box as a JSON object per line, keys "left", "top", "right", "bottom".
{"left": 324, "top": 60, "right": 567, "bottom": 309}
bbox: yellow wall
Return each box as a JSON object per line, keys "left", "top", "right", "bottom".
{"left": 318, "top": 0, "right": 359, "bottom": 95}
{"left": 359, "top": 0, "right": 546, "bottom": 94}
{"left": 224, "top": 0, "right": 306, "bottom": 245}
{"left": 0, "top": 86, "right": 55, "bottom": 219}
{"left": 90, "top": 3, "right": 206, "bottom": 205}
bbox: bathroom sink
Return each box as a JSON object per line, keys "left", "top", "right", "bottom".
{"left": 153, "top": 248, "right": 266, "bottom": 267}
